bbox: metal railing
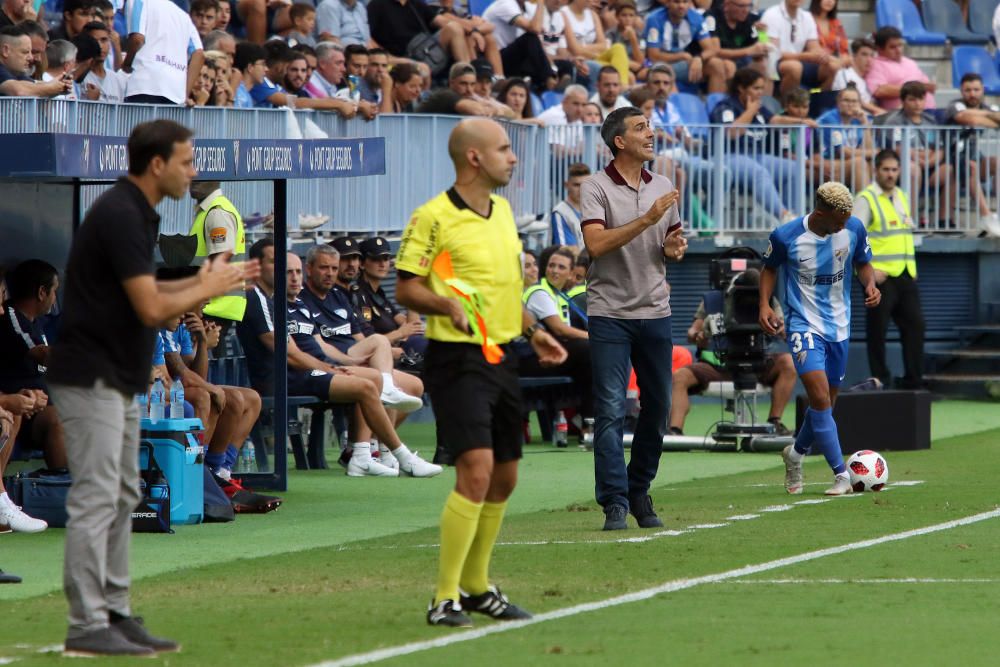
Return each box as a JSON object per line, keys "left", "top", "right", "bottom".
{"left": 2, "top": 97, "right": 998, "bottom": 239}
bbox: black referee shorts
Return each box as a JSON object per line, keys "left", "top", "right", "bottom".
{"left": 424, "top": 340, "right": 523, "bottom": 466}
{"left": 287, "top": 370, "right": 333, "bottom": 401}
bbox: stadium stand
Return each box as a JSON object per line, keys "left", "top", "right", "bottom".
{"left": 952, "top": 46, "right": 1000, "bottom": 93}
{"left": 967, "top": 0, "right": 999, "bottom": 41}
{"left": 874, "top": 0, "right": 947, "bottom": 44}
{"left": 921, "top": 0, "right": 990, "bottom": 44}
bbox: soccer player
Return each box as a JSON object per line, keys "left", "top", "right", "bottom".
{"left": 396, "top": 118, "right": 566, "bottom": 628}
{"left": 758, "top": 181, "right": 881, "bottom": 496}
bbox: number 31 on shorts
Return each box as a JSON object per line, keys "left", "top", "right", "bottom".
{"left": 790, "top": 332, "right": 815, "bottom": 354}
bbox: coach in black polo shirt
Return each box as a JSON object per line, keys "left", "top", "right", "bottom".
{"left": 48, "top": 120, "right": 251, "bottom": 658}
{"left": 357, "top": 236, "right": 427, "bottom": 359}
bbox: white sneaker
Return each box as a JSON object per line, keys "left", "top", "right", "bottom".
{"left": 0, "top": 496, "right": 48, "bottom": 533}
{"left": 782, "top": 445, "right": 803, "bottom": 495}
{"left": 380, "top": 386, "right": 424, "bottom": 414}
{"left": 298, "top": 212, "right": 330, "bottom": 231}
{"left": 979, "top": 213, "right": 1000, "bottom": 238}
{"left": 346, "top": 457, "right": 399, "bottom": 477}
{"left": 825, "top": 474, "right": 853, "bottom": 496}
{"left": 398, "top": 450, "right": 443, "bottom": 478}
{"left": 378, "top": 445, "right": 400, "bottom": 471}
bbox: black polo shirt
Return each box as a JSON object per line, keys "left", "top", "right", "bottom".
{"left": 357, "top": 276, "right": 401, "bottom": 335}
{"left": 0, "top": 303, "right": 48, "bottom": 393}
{"left": 286, "top": 296, "right": 329, "bottom": 361}
{"left": 236, "top": 285, "right": 276, "bottom": 394}
{"left": 48, "top": 178, "right": 160, "bottom": 395}
{"left": 299, "top": 284, "right": 362, "bottom": 354}
{"left": 367, "top": 0, "right": 439, "bottom": 57}
{"left": 0, "top": 62, "right": 33, "bottom": 88}
{"left": 704, "top": 8, "right": 760, "bottom": 51}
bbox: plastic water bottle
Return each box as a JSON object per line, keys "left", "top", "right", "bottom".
{"left": 348, "top": 74, "right": 361, "bottom": 103}
{"left": 149, "top": 378, "right": 165, "bottom": 422}
{"left": 553, "top": 411, "right": 569, "bottom": 447}
{"left": 169, "top": 377, "right": 185, "bottom": 419}
{"left": 242, "top": 443, "right": 257, "bottom": 473}
{"left": 135, "top": 392, "right": 148, "bottom": 418}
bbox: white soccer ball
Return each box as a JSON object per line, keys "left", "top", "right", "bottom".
{"left": 847, "top": 450, "right": 889, "bottom": 492}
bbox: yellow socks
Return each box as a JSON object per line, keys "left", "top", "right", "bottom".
{"left": 434, "top": 491, "right": 483, "bottom": 605}
{"left": 459, "top": 500, "right": 508, "bottom": 596}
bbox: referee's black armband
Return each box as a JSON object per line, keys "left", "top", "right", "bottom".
{"left": 398, "top": 270, "right": 417, "bottom": 280}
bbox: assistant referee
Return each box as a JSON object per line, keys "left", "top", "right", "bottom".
{"left": 396, "top": 118, "right": 567, "bottom": 628}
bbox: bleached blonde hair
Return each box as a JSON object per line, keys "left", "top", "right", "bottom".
{"left": 816, "top": 182, "right": 854, "bottom": 215}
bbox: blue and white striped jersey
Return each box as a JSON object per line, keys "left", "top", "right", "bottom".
{"left": 763, "top": 215, "right": 872, "bottom": 342}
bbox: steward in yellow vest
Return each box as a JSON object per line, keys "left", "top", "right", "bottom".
{"left": 189, "top": 182, "right": 247, "bottom": 322}
{"left": 522, "top": 278, "right": 571, "bottom": 325}
{"left": 857, "top": 184, "right": 917, "bottom": 279}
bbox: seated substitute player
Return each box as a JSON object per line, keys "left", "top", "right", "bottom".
{"left": 758, "top": 181, "right": 881, "bottom": 496}
{"left": 669, "top": 287, "right": 796, "bottom": 436}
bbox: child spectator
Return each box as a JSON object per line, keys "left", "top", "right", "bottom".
{"left": 605, "top": 0, "right": 646, "bottom": 83}
{"left": 190, "top": 0, "right": 221, "bottom": 39}
{"left": 832, "top": 37, "right": 883, "bottom": 116}
{"left": 286, "top": 2, "right": 316, "bottom": 48}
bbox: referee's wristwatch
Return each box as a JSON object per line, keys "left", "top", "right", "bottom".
{"left": 523, "top": 322, "right": 543, "bottom": 340}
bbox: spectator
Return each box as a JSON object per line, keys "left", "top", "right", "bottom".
{"left": 483, "top": 0, "right": 562, "bottom": 93}
{"left": 816, "top": 85, "right": 875, "bottom": 192}
{"left": 809, "top": 0, "right": 848, "bottom": 68}
{"left": 0, "top": 259, "right": 69, "bottom": 532}
{"left": 93, "top": 0, "right": 121, "bottom": 71}
{"left": 0, "top": 24, "right": 71, "bottom": 96}
{"left": 122, "top": 0, "right": 205, "bottom": 105}
{"left": 417, "top": 60, "right": 514, "bottom": 117}
{"left": 21, "top": 19, "right": 47, "bottom": 77}
{"left": 356, "top": 236, "right": 428, "bottom": 359}
{"left": 236, "top": 0, "right": 293, "bottom": 45}
{"left": 202, "top": 28, "right": 235, "bottom": 60}
{"left": 520, "top": 244, "right": 593, "bottom": 427}
{"left": 875, "top": 81, "right": 958, "bottom": 224}
{"left": 605, "top": 0, "right": 645, "bottom": 82}
{"left": 590, "top": 65, "right": 628, "bottom": 118}
{"left": 247, "top": 39, "right": 360, "bottom": 116}
{"left": 69, "top": 31, "right": 100, "bottom": 88}
{"left": 702, "top": 0, "right": 768, "bottom": 94}
{"left": 581, "top": 100, "right": 602, "bottom": 123}
{"left": 523, "top": 247, "right": 539, "bottom": 288}
{"left": 1, "top": 0, "right": 33, "bottom": 27}
{"left": 41, "top": 39, "right": 77, "bottom": 99}
{"left": 317, "top": 0, "right": 370, "bottom": 45}
{"left": 628, "top": 85, "right": 688, "bottom": 205}
{"left": 944, "top": 73, "right": 1000, "bottom": 232}
{"left": 342, "top": 43, "right": 378, "bottom": 117}
{"left": 670, "top": 290, "right": 795, "bottom": 436}
{"left": 233, "top": 40, "right": 265, "bottom": 108}
{"left": 780, "top": 86, "right": 864, "bottom": 191}
{"left": 189, "top": 0, "right": 220, "bottom": 39}
{"left": 561, "top": 0, "right": 629, "bottom": 89}
{"left": 645, "top": 0, "right": 715, "bottom": 91}
{"left": 382, "top": 59, "right": 422, "bottom": 112}
{"left": 433, "top": 0, "right": 503, "bottom": 77}
{"left": 709, "top": 66, "right": 801, "bottom": 222}
{"left": 282, "top": 52, "right": 312, "bottom": 96}
{"left": 551, "top": 162, "right": 589, "bottom": 248}
{"left": 300, "top": 242, "right": 425, "bottom": 408}
{"left": 760, "top": 0, "right": 839, "bottom": 96}
{"left": 48, "top": 0, "right": 96, "bottom": 41}
{"left": 853, "top": 148, "right": 925, "bottom": 390}
{"left": 497, "top": 76, "right": 543, "bottom": 125}
{"left": 286, "top": 2, "right": 317, "bottom": 48}
{"left": 309, "top": 40, "right": 344, "bottom": 97}
{"left": 263, "top": 39, "right": 295, "bottom": 87}
{"left": 367, "top": 0, "right": 471, "bottom": 67}
{"left": 204, "top": 49, "right": 233, "bottom": 105}
{"left": 865, "top": 26, "right": 934, "bottom": 112}
{"left": 81, "top": 21, "right": 125, "bottom": 103}
{"left": 831, "top": 37, "right": 884, "bottom": 117}
{"left": 537, "top": 82, "right": 587, "bottom": 148}
{"left": 364, "top": 46, "right": 389, "bottom": 103}
{"left": 214, "top": 0, "right": 230, "bottom": 31}
{"left": 190, "top": 58, "right": 217, "bottom": 105}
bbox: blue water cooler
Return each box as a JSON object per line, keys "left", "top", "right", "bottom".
{"left": 139, "top": 418, "right": 205, "bottom": 525}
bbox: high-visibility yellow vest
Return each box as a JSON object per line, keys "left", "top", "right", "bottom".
{"left": 522, "top": 278, "right": 570, "bottom": 325}
{"left": 566, "top": 283, "right": 586, "bottom": 299}
{"left": 859, "top": 185, "right": 917, "bottom": 278}
{"left": 190, "top": 194, "right": 247, "bottom": 321}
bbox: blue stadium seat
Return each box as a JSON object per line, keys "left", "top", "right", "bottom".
{"left": 875, "top": 0, "right": 947, "bottom": 45}
{"left": 468, "top": 0, "right": 493, "bottom": 16}
{"left": 954, "top": 47, "right": 1000, "bottom": 93}
{"left": 529, "top": 91, "right": 544, "bottom": 117}
{"left": 706, "top": 92, "right": 727, "bottom": 114}
{"left": 541, "top": 90, "right": 563, "bottom": 110}
{"left": 923, "top": 0, "right": 991, "bottom": 43}
{"left": 670, "top": 92, "right": 709, "bottom": 138}
{"left": 967, "top": 0, "right": 999, "bottom": 42}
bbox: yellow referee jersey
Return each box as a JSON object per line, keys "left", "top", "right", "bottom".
{"left": 396, "top": 188, "right": 523, "bottom": 345}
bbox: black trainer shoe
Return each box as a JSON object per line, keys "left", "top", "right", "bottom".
{"left": 63, "top": 627, "right": 155, "bottom": 657}
{"left": 0, "top": 568, "right": 21, "bottom": 584}
{"left": 427, "top": 599, "right": 473, "bottom": 627}
{"left": 460, "top": 586, "right": 532, "bottom": 620}
{"left": 629, "top": 495, "right": 664, "bottom": 528}
{"left": 603, "top": 503, "right": 628, "bottom": 531}
{"left": 111, "top": 614, "right": 181, "bottom": 653}
{"left": 768, "top": 419, "right": 792, "bottom": 437}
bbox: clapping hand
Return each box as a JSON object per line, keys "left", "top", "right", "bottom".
{"left": 662, "top": 225, "right": 687, "bottom": 262}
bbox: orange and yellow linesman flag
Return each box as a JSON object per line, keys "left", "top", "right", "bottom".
{"left": 431, "top": 251, "right": 505, "bottom": 365}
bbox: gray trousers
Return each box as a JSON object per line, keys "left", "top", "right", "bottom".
{"left": 50, "top": 380, "right": 141, "bottom": 638}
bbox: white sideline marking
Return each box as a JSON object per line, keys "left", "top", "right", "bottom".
{"left": 0, "top": 658, "right": 19, "bottom": 665}
{"left": 760, "top": 505, "right": 794, "bottom": 512}
{"left": 308, "top": 507, "right": 1000, "bottom": 667}
{"left": 725, "top": 514, "right": 760, "bottom": 521}
{"left": 891, "top": 480, "right": 925, "bottom": 487}
{"left": 728, "top": 578, "right": 1000, "bottom": 585}
{"left": 793, "top": 499, "right": 830, "bottom": 505}
{"left": 687, "top": 523, "right": 729, "bottom": 529}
